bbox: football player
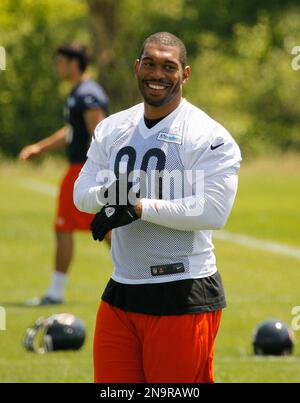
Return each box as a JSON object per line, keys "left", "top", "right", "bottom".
{"left": 19, "top": 42, "right": 109, "bottom": 305}
{"left": 74, "top": 32, "right": 241, "bottom": 383}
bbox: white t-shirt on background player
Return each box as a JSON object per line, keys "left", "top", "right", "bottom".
{"left": 74, "top": 98, "right": 241, "bottom": 287}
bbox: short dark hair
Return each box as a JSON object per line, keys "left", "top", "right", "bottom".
{"left": 139, "top": 32, "right": 187, "bottom": 69}
{"left": 56, "top": 42, "right": 89, "bottom": 72}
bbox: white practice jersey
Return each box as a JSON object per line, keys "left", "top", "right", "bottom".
{"left": 74, "top": 99, "right": 241, "bottom": 285}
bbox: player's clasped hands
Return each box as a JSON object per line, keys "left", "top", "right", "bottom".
{"left": 90, "top": 179, "right": 140, "bottom": 241}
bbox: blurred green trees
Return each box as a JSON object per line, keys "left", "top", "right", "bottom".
{"left": 1, "top": 0, "right": 300, "bottom": 157}
{"left": 0, "top": 0, "right": 88, "bottom": 156}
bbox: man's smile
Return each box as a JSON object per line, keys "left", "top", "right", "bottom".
{"left": 144, "top": 80, "right": 171, "bottom": 92}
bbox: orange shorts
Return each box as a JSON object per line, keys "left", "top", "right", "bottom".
{"left": 93, "top": 300, "right": 222, "bottom": 383}
{"left": 54, "top": 163, "right": 94, "bottom": 232}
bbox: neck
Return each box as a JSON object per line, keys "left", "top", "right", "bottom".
{"left": 144, "top": 95, "right": 182, "bottom": 119}
{"left": 70, "top": 72, "right": 88, "bottom": 88}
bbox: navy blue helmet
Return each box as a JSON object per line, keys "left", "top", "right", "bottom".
{"left": 24, "top": 313, "right": 86, "bottom": 353}
{"left": 253, "top": 319, "right": 295, "bottom": 356}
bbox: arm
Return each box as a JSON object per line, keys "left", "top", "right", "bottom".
{"left": 83, "top": 108, "right": 106, "bottom": 139}
{"left": 19, "top": 126, "right": 67, "bottom": 161}
{"left": 73, "top": 157, "right": 107, "bottom": 214}
{"left": 138, "top": 169, "right": 239, "bottom": 231}
{"left": 74, "top": 118, "right": 110, "bottom": 213}
{"left": 75, "top": 158, "right": 239, "bottom": 233}
{"left": 75, "top": 146, "right": 240, "bottom": 231}
{"left": 137, "top": 126, "right": 241, "bottom": 231}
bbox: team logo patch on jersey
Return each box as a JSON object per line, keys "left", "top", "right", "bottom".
{"left": 150, "top": 263, "right": 185, "bottom": 276}
{"left": 157, "top": 130, "right": 182, "bottom": 144}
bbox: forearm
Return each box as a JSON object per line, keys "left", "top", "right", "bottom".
{"left": 140, "top": 173, "right": 238, "bottom": 231}
{"left": 36, "top": 127, "right": 67, "bottom": 152}
{"left": 84, "top": 108, "right": 106, "bottom": 138}
{"left": 73, "top": 158, "right": 106, "bottom": 214}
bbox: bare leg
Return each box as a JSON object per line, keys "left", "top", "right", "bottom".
{"left": 42, "top": 231, "right": 73, "bottom": 301}
{"left": 27, "top": 231, "right": 73, "bottom": 305}
{"left": 55, "top": 230, "right": 74, "bottom": 273}
{"left": 41, "top": 229, "right": 107, "bottom": 304}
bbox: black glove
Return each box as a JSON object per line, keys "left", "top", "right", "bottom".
{"left": 91, "top": 204, "right": 139, "bottom": 241}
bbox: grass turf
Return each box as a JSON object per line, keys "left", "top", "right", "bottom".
{"left": 0, "top": 155, "right": 299, "bottom": 382}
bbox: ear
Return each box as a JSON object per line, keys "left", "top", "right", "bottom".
{"left": 182, "top": 65, "right": 191, "bottom": 84}
{"left": 134, "top": 59, "right": 140, "bottom": 77}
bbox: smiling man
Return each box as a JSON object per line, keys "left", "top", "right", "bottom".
{"left": 74, "top": 32, "right": 241, "bottom": 383}
{"left": 136, "top": 37, "right": 188, "bottom": 111}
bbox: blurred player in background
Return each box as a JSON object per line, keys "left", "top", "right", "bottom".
{"left": 74, "top": 32, "right": 241, "bottom": 382}
{"left": 19, "top": 42, "right": 109, "bottom": 305}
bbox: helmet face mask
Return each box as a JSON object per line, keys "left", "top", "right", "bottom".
{"left": 252, "top": 319, "right": 295, "bottom": 356}
{"left": 23, "top": 313, "right": 86, "bottom": 354}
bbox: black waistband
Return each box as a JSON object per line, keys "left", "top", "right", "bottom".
{"left": 101, "top": 271, "right": 226, "bottom": 316}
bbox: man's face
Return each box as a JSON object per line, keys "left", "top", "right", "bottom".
{"left": 55, "top": 54, "right": 74, "bottom": 80}
{"left": 134, "top": 43, "right": 190, "bottom": 108}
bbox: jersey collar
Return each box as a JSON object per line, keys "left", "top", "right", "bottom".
{"left": 138, "top": 98, "right": 186, "bottom": 139}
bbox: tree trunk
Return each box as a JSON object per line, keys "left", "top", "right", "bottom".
{"left": 87, "top": 0, "right": 120, "bottom": 85}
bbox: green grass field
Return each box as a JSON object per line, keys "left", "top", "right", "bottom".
{"left": 0, "top": 155, "right": 300, "bottom": 383}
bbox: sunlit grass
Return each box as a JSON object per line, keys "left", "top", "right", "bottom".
{"left": 0, "top": 155, "right": 299, "bottom": 382}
